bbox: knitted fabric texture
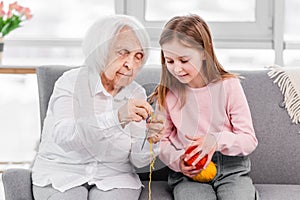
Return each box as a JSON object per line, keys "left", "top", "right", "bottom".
{"left": 268, "top": 65, "right": 300, "bottom": 124}
{"left": 192, "top": 161, "right": 217, "bottom": 182}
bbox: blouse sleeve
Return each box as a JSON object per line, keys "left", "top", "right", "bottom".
{"left": 48, "top": 72, "right": 125, "bottom": 156}
{"left": 129, "top": 121, "right": 160, "bottom": 168}
{"left": 128, "top": 89, "right": 160, "bottom": 168}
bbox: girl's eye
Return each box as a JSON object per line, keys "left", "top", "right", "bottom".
{"left": 181, "top": 60, "right": 189, "bottom": 64}
{"left": 166, "top": 60, "right": 174, "bottom": 64}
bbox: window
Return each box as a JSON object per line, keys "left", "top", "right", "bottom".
{"left": 284, "top": 0, "right": 300, "bottom": 67}
{"left": 284, "top": 0, "right": 300, "bottom": 41}
{"left": 123, "top": 0, "right": 274, "bottom": 69}
{"left": 125, "top": 0, "right": 273, "bottom": 49}
{"left": 3, "top": 0, "right": 116, "bottom": 66}
{"left": 0, "top": 74, "right": 39, "bottom": 163}
{"left": 146, "top": 0, "right": 256, "bottom": 22}
{"left": 2, "top": 0, "right": 282, "bottom": 67}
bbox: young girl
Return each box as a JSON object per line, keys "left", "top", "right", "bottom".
{"left": 150, "top": 14, "right": 259, "bottom": 199}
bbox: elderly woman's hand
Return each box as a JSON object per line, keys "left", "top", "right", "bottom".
{"left": 146, "top": 113, "right": 165, "bottom": 144}
{"left": 118, "top": 98, "right": 153, "bottom": 126}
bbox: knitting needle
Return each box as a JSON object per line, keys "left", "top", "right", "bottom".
{"left": 141, "top": 114, "right": 152, "bottom": 150}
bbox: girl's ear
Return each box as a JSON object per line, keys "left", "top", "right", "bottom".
{"left": 201, "top": 51, "right": 206, "bottom": 60}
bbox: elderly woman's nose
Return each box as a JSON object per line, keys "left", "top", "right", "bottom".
{"left": 124, "top": 61, "right": 133, "bottom": 70}
{"left": 125, "top": 55, "right": 138, "bottom": 68}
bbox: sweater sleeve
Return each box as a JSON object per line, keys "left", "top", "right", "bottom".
{"left": 158, "top": 105, "right": 184, "bottom": 172}
{"left": 213, "top": 78, "right": 258, "bottom": 156}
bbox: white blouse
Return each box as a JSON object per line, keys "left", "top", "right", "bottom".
{"left": 32, "top": 66, "right": 159, "bottom": 192}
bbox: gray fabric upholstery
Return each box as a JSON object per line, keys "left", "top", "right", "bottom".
{"left": 36, "top": 65, "right": 78, "bottom": 131}
{"left": 255, "top": 184, "right": 300, "bottom": 200}
{"left": 237, "top": 70, "right": 300, "bottom": 184}
{"left": 2, "top": 65, "right": 300, "bottom": 200}
{"left": 2, "top": 168, "right": 33, "bottom": 200}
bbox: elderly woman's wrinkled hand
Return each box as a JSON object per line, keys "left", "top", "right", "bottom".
{"left": 118, "top": 98, "right": 153, "bottom": 126}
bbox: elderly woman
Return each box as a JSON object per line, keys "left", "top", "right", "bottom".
{"left": 31, "top": 15, "right": 164, "bottom": 200}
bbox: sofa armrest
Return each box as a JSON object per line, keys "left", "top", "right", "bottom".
{"left": 2, "top": 168, "right": 34, "bottom": 200}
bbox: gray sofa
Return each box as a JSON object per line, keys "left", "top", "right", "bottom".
{"left": 2, "top": 65, "right": 300, "bottom": 200}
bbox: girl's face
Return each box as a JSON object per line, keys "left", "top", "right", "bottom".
{"left": 162, "top": 39, "right": 206, "bottom": 88}
{"left": 103, "top": 27, "right": 144, "bottom": 90}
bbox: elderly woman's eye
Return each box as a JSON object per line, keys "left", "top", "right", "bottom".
{"left": 135, "top": 52, "right": 143, "bottom": 60}
{"left": 117, "top": 49, "right": 130, "bottom": 56}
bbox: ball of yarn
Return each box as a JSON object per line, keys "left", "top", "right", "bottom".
{"left": 184, "top": 145, "right": 217, "bottom": 182}
{"left": 184, "top": 146, "right": 207, "bottom": 170}
{"left": 191, "top": 161, "right": 217, "bottom": 182}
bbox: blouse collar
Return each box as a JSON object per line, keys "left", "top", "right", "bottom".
{"left": 88, "top": 67, "right": 132, "bottom": 100}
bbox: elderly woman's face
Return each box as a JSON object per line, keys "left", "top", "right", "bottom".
{"left": 103, "top": 27, "right": 144, "bottom": 89}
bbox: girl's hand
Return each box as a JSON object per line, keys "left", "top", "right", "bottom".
{"left": 118, "top": 98, "right": 153, "bottom": 126}
{"left": 179, "top": 155, "right": 202, "bottom": 178}
{"left": 184, "top": 134, "right": 218, "bottom": 169}
{"left": 146, "top": 113, "right": 165, "bottom": 143}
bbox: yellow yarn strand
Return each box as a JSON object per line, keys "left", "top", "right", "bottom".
{"left": 148, "top": 139, "right": 156, "bottom": 200}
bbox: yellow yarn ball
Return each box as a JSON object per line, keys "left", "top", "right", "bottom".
{"left": 192, "top": 161, "right": 217, "bottom": 182}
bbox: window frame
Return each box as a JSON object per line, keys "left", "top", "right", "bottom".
{"left": 124, "top": 0, "right": 274, "bottom": 49}
{"left": 1, "top": 0, "right": 295, "bottom": 67}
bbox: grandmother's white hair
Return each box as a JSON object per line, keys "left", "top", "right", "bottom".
{"left": 82, "top": 15, "right": 150, "bottom": 73}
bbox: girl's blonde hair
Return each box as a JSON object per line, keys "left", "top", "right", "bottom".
{"left": 149, "top": 14, "right": 237, "bottom": 109}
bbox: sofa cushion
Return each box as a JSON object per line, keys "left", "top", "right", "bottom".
{"left": 236, "top": 70, "right": 300, "bottom": 184}
{"left": 255, "top": 184, "right": 300, "bottom": 200}
{"left": 2, "top": 168, "right": 34, "bottom": 200}
{"left": 36, "top": 65, "right": 77, "bottom": 131}
{"left": 135, "top": 67, "right": 161, "bottom": 96}
{"left": 139, "top": 183, "right": 300, "bottom": 200}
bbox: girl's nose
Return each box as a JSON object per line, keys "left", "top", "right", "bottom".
{"left": 174, "top": 64, "right": 183, "bottom": 73}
